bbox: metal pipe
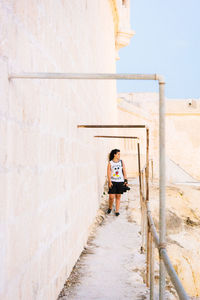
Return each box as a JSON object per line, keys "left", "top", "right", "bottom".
{"left": 151, "top": 160, "right": 154, "bottom": 183}
{"left": 160, "top": 249, "right": 190, "bottom": 300}
{"left": 141, "top": 171, "right": 144, "bottom": 197}
{"left": 146, "top": 224, "right": 150, "bottom": 287}
{"left": 159, "top": 81, "right": 166, "bottom": 300}
{"left": 8, "top": 72, "right": 163, "bottom": 81}
{"left": 147, "top": 210, "right": 159, "bottom": 247}
{"left": 145, "top": 131, "right": 150, "bottom": 280}
{"left": 141, "top": 170, "right": 146, "bottom": 252}
{"left": 137, "top": 143, "right": 145, "bottom": 253}
{"left": 78, "top": 125, "right": 146, "bottom": 128}
{"left": 146, "top": 128, "right": 149, "bottom": 202}
{"left": 94, "top": 135, "right": 139, "bottom": 139}
{"left": 150, "top": 233, "right": 155, "bottom": 300}
{"left": 137, "top": 143, "right": 142, "bottom": 199}
{"left": 146, "top": 204, "right": 189, "bottom": 299}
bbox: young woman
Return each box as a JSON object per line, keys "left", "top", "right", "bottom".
{"left": 107, "top": 149, "right": 129, "bottom": 216}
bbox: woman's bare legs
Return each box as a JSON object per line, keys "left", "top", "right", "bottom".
{"left": 115, "top": 194, "right": 121, "bottom": 213}
{"left": 109, "top": 194, "right": 115, "bottom": 209}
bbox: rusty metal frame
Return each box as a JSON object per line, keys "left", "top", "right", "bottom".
{"left": 77, "top": 125, "right": 149, "bottom": 265}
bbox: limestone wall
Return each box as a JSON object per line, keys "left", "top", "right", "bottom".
{"left": 117, "top": 97, "right": 154, "bottom": 178}
{"left": 118, "top": 93, "right": 200, "bottom": 182}
{"left": 165, "top": 99, "right": 200, "bottom": 181}
{"left": 0, "top": 1, "right": 133, "bottom": 299}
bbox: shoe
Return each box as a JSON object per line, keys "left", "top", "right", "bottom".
{"left": 107, "top": 208, "right": 112, "bottom": 214}
{"left": 115, "top": 212, "right": 120, "bottom": 216}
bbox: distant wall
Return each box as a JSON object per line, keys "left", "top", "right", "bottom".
{"left": 165, "top": 99, "right": 200, "bottom": 181}
{"left": 117, "top": 93, "right": 200, "bottom": 182}
{"left": 0, "top": 1, "right": 133, "bottom": 299}
{"left": 117, "top": 97, "right": 153, "bottom": 177}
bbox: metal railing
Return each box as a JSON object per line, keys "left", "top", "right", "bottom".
{"left": 138, "top": 158, "right": 189, "bottom": 300}
{"left": 9, "top": 72, "right": 189, "bottom": 299}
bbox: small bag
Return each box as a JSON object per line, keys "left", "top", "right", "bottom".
{"left": 122, "top": 183, "right": 130, "bottom": 192}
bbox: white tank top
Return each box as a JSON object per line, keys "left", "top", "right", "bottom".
{"left": 110, "top": 160, "right": 124, "bottom": 182}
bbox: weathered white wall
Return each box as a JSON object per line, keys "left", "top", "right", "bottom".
{"left": 0, "top": 1, "right": 133, "bottom": 299}
{"left": 118, "top": 93, "right": 200, "bottom": 182}
{"left": 165, "top": 99, "right": 200, "bottom": 181}
{"left": 117, "top": 96, "right": 154, "bottom": 177}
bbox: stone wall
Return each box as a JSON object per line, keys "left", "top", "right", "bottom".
{"left": 165, "top": 99, "right": 200, "bottom": 181}
{"left": 118, "top": 93, "right": 200, "bottom": 182}
{"left": 0, "top": 1, "right": 133, "bottom": 299}
{"left": 117, "top": 96, "right": 154, "bottom": 178}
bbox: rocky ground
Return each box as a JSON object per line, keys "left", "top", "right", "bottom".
{"left": 149, "top": 183, "right": 200, "bottom": 298}
{"left": 129, "top": 180, "right": 200, "bottom": 298}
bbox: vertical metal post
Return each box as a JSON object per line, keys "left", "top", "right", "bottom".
{"left": 137, "top": 143, "right": 145, "bottom": 253}
{"left": 137, "top": 142, "right": 142, "bottom": 199}
{"left": 159, "top": 81, "right": 166, "bottom": 300}
{"left": 150, "top": 233, "right": 155, "bottom": 300}
{"left": 151, "top": 160, "right": 154, "bottom": 183}
{"left": 141, "top": 171, "right": 144, "bottom": 199}
{"left": 145, "top": 128, "right": 150, "bottom": 287}
{"left": 146, "top": 128, "right": 149, "bottom": 202}
{"left": 146, "top": 221, "right": 150, "bottom": 287}
{"left": 141, "top": 170, "right": 145, "bottom": 252}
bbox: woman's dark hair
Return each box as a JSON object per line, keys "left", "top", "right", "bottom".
{"left": 109, "top": 149, "right": 120, "bottom": 161}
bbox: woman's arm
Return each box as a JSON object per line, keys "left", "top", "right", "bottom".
{"left": 122, "top": 160, "right": 128, "bottom": 183}
{"left": 107, "top": 162, "right": 112, "bottom": 187}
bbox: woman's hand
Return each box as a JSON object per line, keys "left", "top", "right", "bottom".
{"left": 108, "top": 181, "right": 113, "bottom": 188}
{"left": 124, "top": 179, "right": 128, "bottom": 185}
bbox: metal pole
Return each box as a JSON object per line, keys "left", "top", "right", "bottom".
{"left": 94, "top": 135, "right": 139, "bottom": 139}
{"left": 160, "top": 249, "right": 190, "bottom": 300}
{"left": 137, "top": 143, "right": 142, "bottom": 200}
{"left": 147, "top": 204, "right": 189, "bottom": 300}
{"left": 159, "top": 81, "right": 166, "bottom": 300}
{"left": 146, "top": 222, "right": 150, "bottom": 287}
{"left": 146, "top": 128, "right": 149, "bottom": 202}
{"left": 137, "top": 143, "right": 145, "bottom": 253}
{"left": 141, "top": 171, "right": 144, "bottom": 199}
{"left": 78, "top": 125, "right": 146, "bottom": 128}
{"left": 150, "top": 233, "right": 155, "bottom": 300}
{"left": 145, "top": 128, "right": 150, "bottom": 285}
{"left": 141, "top": 170, "right": 145, "bottom": 252}
{"left": 146, "top": 201, "right": 189, "bottom": 300}
{"left": 9, "top": 72, "right": 160, "bottom": 81}
{"left": 151, "top": 160, "right": 154, "bottom": 183}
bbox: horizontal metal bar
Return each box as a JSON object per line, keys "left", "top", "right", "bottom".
{"left": 94, "top": 135, "right": 139, "bottom": 139}
{"left": 78, "top": 125, "right": 146, "bottom": 128}
{"left": 161, "top": 249, "right": 189, "bottom": 300}
{"left": 8, "top": 72, "right": 165, "bottom": 83}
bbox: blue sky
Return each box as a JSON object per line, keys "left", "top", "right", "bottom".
{"left": 117, "top": 0, "right": 200, "bottom": 98}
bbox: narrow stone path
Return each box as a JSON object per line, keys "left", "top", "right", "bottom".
{"left": 58, "top": 186, "right": 149, "bottom": 300}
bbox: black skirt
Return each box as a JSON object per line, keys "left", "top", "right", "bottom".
{"left": 108, "top": 181, "right": 130, "bottom": 194}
